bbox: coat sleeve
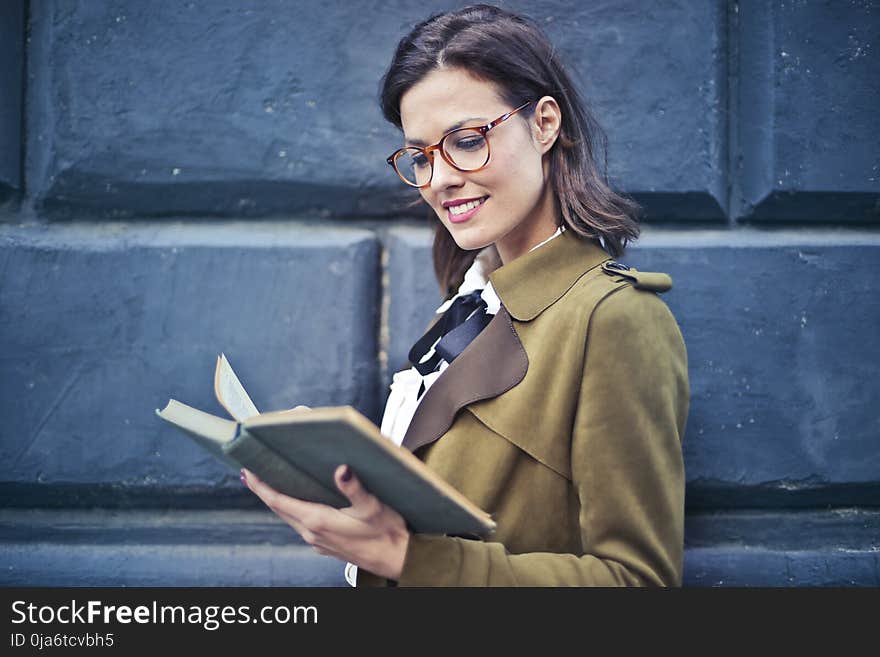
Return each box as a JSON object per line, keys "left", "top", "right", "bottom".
{"left": 360, "top": 285, "right": 689, "bottom": 587}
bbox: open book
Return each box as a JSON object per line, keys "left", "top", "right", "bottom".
{"left": 155, "top": 354, "right": 496, "bottom": 538}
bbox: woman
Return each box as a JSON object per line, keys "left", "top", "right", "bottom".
{"left": 242, "top": 4, "right": 688, "bottom": 587}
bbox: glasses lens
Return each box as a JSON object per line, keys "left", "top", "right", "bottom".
{"left": 393, "top": 148, "right": 432, "bottom": 187}
{"left": 443, "top": 128, "right": 489, "bottom": 171}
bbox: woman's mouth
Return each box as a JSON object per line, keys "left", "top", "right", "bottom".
{"left": 446, "top": 197, "right": 488, "bottom": 224}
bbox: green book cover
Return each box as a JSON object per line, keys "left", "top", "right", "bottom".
{"left": 155, "top": 355, "right": 496, "bottom": 538}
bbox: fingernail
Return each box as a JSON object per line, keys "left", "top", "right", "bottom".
{"left": 240, "top": 469, "right": 247, "bottom": 485}
{"left": 341, "top": 466, "right": 352, "bottom": 482}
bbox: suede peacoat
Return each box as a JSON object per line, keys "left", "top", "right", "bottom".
{"left": 357, "top": 227, "right": 689, "bottom": 587}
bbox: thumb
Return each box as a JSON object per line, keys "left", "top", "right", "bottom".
{"left": 334, "top": 464, "right": 371, "bottom": 507}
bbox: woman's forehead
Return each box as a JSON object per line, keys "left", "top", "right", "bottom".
{"left": 400, "top": 68, "right": 506, "bottom": 141}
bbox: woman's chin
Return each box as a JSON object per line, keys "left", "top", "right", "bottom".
{"left": 454, "top": 237, "right": 493, "bottom": 252}
{"left": 447, "top": 227, "right": 494, "bottom": 252}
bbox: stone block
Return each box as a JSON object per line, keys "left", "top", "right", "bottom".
{"left": 4, "top": 508, "right": 877, "bottom": 586}
{"left": 26, "top": 0, "right": 726, "bottom": 221}
{"left": 684, "top": 508, "right": 880, "bottom": 586}
{"left": 685, "top": 547, "right": 879, "bottom": 587}
{"left": 532, "top": 0, "right": 727, "bottom": 220}
{"left": 736, "top": 1, "right": 880, "bottom": 223}
{"left": 0, "top": 223, "right": 379, "bottom": 505}
{"left": 0, "top": 0, "right": 24, "bottom": 203}
{"left": 0, "top": 509, "right": 347, "bottom": 586}
{"left": 628, "top": 230, "right": 880, "bottom": 507}
{"left": 383, "top": 226, "right": 444, "bottom": 391}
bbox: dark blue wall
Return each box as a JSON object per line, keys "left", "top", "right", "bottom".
{"left": 1, "top": 0, "right": 878, "bottom": 586}
{"left": 0, "top": 0, "right": 23, "bottom": 202}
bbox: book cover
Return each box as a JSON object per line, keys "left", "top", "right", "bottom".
{"left": 155, "top": 355, "right": 496, "bottom": 537}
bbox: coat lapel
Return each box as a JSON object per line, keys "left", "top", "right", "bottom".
{"left": 401, "top": 305, "right": 527, "bottom": 453}
{"left": 400, "top": 228, "right": 611, "bottom": 455}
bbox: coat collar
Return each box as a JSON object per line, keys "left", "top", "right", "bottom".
{"left": 401, "top": 228, "right": 611, "bottom": 454}
{"left": 489, "top": 227, "right": 611, "bottom": 321}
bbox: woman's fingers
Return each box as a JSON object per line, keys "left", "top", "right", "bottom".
{"left": 242, "top": 469, "right": 342, "bottom": 551}
{"left": 333, "top": 465, "right": 385, "bottom": 522}
{"left": 241, "top": 465, "right": 410, "bottom": 580}
{"left": 242, "top": 466, "right": 408, "bottom": 576}
{"left": 244, "top": 465, "right": 383, "bottom": 526}
{"left": 242, "top": 468, "right": 375, "bottom": 543}
{"left": 242, "top": 469, "right": 319, "bottom": 525}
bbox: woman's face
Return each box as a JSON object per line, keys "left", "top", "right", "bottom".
{"left": 399, "top": 67, "right": 560, "bottom": 264}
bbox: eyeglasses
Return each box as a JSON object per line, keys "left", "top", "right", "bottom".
{"left": 386, "top": 101, "right": 533, "bottom": 188}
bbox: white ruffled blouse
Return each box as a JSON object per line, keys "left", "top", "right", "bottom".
{"left": 345, "top": 225, "right": 565, "bottom": 587}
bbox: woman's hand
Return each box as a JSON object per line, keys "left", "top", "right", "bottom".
{"left": 241, "top": 465, "right": 410, "bottom": 581}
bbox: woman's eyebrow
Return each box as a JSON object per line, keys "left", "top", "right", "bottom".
{"left": 405, "top": 116, "right": 488, "bottom": 147}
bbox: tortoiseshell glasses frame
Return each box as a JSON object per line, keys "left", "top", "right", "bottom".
{"left": 386, "top": 100, "right": 534, "bottom": 188}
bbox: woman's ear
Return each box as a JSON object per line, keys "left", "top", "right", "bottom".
{"left": 531, "top": 96, "right": 562, "bottom": 154}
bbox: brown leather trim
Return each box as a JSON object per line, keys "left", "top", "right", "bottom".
{"left": 401, "top": 306, "right": 528, "bottom": 454}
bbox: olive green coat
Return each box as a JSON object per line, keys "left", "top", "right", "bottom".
{"left": 358, "top": 228, "right": 689, "bottom": 587}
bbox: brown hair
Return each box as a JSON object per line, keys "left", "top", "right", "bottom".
{"left": 380, "top": 4, "right": 641, "bottom": 299}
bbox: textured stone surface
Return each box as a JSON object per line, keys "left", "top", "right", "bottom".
{"left": 684, "top": 547, "right": 880, "bottom": 587}
{"left": 627, "top": 231, "right": 880, "bottom": 507}
{"left": 0, "top": 0, "right": 24, "bottom": 203}
{"left": 0, "top": 510, "right": 348, "bottom": 586}
{"left": 688, "top": 507, "right": 880, "bottom": 586}
{"left": 0, "top": 223, "right": 379, "bottom": 503}
{"left": 684, "top": 508, "right": 880, "bottom": 551}
{"left": 26, "top": 0, "right": 725, "bottom": 221}
{"left": 4, "top": 0, "right": 879, "bottom": 588}
{"left": 736, "top": 1, "right": 880, "bottom": 223}
{"left": 382, "top": 226, "right": 446, "bottom": 394}
{"left": 535, "top": 0, "right": 727, "bottom": 221}
{"left": 3, "top": 508, "right": 876, "bottom": 587}
{"left": 1, "top": 543, "right": 346, "bottom": 586}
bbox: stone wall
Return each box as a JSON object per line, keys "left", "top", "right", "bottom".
{"left": 1, "top": 0, "right": 878, "bottom": 586}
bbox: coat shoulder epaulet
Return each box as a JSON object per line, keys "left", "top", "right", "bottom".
{"left": 601, "top": 260, "right": 673, "bottom": 293}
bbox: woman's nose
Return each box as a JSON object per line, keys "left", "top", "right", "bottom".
{"left": 430, "top": 154, "right": 465, "bottom": 192}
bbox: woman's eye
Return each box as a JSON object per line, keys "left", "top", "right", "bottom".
{"left": 454, "top": 135, "right": 485, "bottom": 151}
{"left": 412, "top": 154, "right": 430, "bottom": 168}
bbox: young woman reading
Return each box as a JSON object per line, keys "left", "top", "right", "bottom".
{"left": 242, "top": 4, "right": 689, "bottom": 587}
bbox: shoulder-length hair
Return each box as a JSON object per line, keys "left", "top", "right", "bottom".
{"left": 380, "top": 4, "right": 641, "bottom": 299}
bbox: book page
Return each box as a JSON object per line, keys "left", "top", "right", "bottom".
{"left": 214, "top": 353, "right": 260, "bottom": 422}
{"left": 155, "top": 399, "right": 241, "bottom": 470}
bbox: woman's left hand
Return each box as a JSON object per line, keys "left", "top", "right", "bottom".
{"left": 241, "top": 465, "right": 410, "bottom": 581}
